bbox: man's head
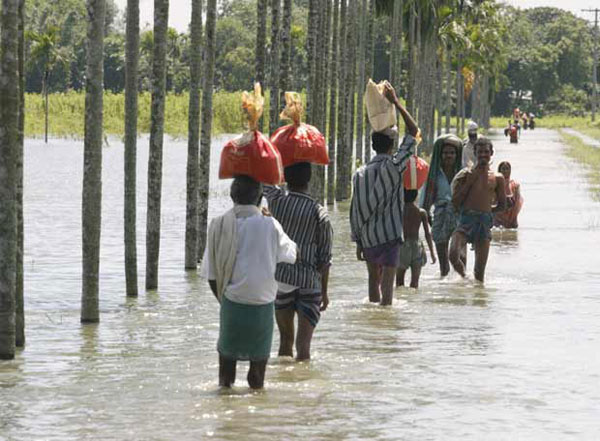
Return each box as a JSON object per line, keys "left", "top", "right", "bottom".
{"left": 230, "top": 175, "right": 263, "bottom": 206}
{"left": 467, "top": 121, "right": 478, "bottom": 142}
{"left": 404, "top": 188, "right": 418, "bottom": 203}
{"left": 498, "top": 161, "right": 511, "bottom": 179}
{"left": 474, "top": 137, "right": 494, "bottom": 166}
{"left": 441, "top": 142, "right": 458, "bottom": 166}
{"left": 284, "top": 162, "right": 312, "bottom": 189}
{"left": 372, "top": 130, "right": 395, "bottom": 154}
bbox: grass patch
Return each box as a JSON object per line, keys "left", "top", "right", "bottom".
{"left": 25, "top": 90, "right": 270, "bottom": 139}
{"left": 560, "top": 131, "right": 600, "bottom": 201}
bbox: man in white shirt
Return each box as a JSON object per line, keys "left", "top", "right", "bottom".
{"left": 462, "top": 121, "right": 481, "bottom": 168}
{"left": 201, "top": 175, "right": 297, "bottom": 389}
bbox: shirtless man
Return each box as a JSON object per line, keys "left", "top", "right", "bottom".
{"left": 449, "top": 137, "right": 506, "bottom": 282}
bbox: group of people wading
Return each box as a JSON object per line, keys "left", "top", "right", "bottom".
{"left": 201, "top": 83, "right": 523, "bottom": 389}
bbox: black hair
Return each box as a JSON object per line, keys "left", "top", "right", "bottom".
{"left": 474, "top": 136, "right": 494, "bottom": 155}
{"left": 284, "top": 162, "right": 312, "bottom": 188}
{"left": 230, "top": 175, "right": 263, "bottom": 206}
{"left": 404, "top": 188, "right": 418, "bottom": 203}
{"left": 497, "top": 161, "right": 511, "bottom": 172}
{"left": 372, "top": 132, "right": 394, "bottom": 154}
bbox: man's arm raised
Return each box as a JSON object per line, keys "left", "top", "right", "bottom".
{"left": 383, "top": 82, "right": 418, "bottom": 137}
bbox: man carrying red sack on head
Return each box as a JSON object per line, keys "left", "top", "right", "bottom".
{"left": 350, "top": 83, "right": 419, "bottom": 306}
{"left": 265, "top": 93, "right": 333, "bottom": 361}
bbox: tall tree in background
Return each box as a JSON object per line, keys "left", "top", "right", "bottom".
{"left": 0, "top": 0, "right": 19, "bottom": 359}
{"left": 355, "top": 0, "right": 368, "bottom": 166}
{"left": 364, "top": 0, "right": 374, "bottom": 165}
{"left": 269, "top": 0, "right": 281, "bottom": 133}
{"left": 145, "top": 0, "right": 169, "bottom": 290}
{"left": 197, "top": 0, "right": 217, "bottom": 259}
{"left": 16, "top": 0, "right": 25, "bottom": 347}
{"left": 280, "top": 0, "right": 292, "bottom": 101}
{"left": 335, "top": 0, "right": 347, "bottom": 202}
{"left": 124, "top": 0, "right": 139, "bottom": 295}
{"left": 327, "top": 0, "right": 339, "bottom": 205}
{"left": 81, "top": 0, "right": 106, "bottom": 322}
{"left": 184, "top": 0, "right": 203, "bottom": 269}
{"left": 255, "top": 0, "right": 267, "bottom": 131}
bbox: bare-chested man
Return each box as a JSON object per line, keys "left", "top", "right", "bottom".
{"left": 449, "top": 137, "right": 506, "bottom": 283}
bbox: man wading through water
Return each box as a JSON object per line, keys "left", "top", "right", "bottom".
{"left": 350, "top": 83, "right": 419, "bottom": 305}
{"left": 449, "top": 137, "right": 507, "bottom": 283}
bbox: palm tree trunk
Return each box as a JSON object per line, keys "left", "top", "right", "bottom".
{"left": 0, "top": 0, "right": 19, "bottom": 359}
{"left": 16, "top": 0, "right": 25, "bottom": 347}
{"left": 436, "top": 53, "right": 442, "bottom": 137}
{"left": 306, "top": 0, "right": 317, "bottom": 124}
{"left": 280, "top": 0, "right": 292, "bottom": 103}
{"left": 255, "top": 0, "right": 268, "bottom": 131}
{"left": 406, "top": 3, "right": 415, "bottom": 114}
{"left": 269, "top": 0, "right": 281, "bottom": 133}
{"left": 81, "top": 0, "right": 106, "bottom": 321}
{"left": 313, "top": 0, "right": 328, "bottom": 204}
{"left": 44, "top": 72, "right": 49, "bottom": 143}
{"left": 327, "top": 0, "right": 339, "bottom": 205}
{"left": 184, "top": 0, "right": 203, "bottom": 270}
{"left": 456, "top": 55, "right": 462, "bottom": 135}
{"left": 445, "top": 44, "right": 451, "bottom": 133}
{"left": 390, "top": 0, "right": 403, "bottom": 90}
{"left": 363, "top": 0, "right": 374, "bottom": 165}
{"left": 355, "top": 0, "right": 367, "bottom": 167}
{"left": 124, "top": 0, "right": 140, "bottom": 294}
{"left": 197, "top": 0, "right": 217, "bottom": 260}
{"left": 344, "top": 0, "right": 357, "bottom": 200}
{"left": 145, "top": 0, "right": 169, "bottom": 290}
{"left": 335, "top": 0, "right": 347, "bottom": 202}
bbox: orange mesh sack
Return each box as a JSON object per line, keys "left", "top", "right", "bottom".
{"left": 403, "top": 155, "right": 429, "bottom": 190}
{"left": 270, "top": 92, "right": 328, "bottom": 167}
{"left": 219, "top": 83, "right": 284, "bottom": 185}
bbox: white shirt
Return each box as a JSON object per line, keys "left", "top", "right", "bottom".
{"left": 462, "top": 134, "right": 480, "bottom": 168}
{"left": 201, "top": 205, "right": 297, "bottom": 305}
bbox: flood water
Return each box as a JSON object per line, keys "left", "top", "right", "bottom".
{"left": 1, "top": 128, "right": 600, "bottom": 440}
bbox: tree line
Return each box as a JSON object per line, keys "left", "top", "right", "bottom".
{"left": 1, "top": 0, "right": 598, "bottom": 359}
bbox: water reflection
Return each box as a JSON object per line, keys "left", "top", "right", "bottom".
{"left": 1, "top": 130, "right": 600, "bottom": 439}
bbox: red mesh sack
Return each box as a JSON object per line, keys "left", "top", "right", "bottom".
{"left": 270, "top": 92, "right": 329, "bottom": 167}
{"left": 403, "top": 155, "right": 429, "bottom": 190}
{"left": 218, "top": 84, "right": 284, "bottom": 185}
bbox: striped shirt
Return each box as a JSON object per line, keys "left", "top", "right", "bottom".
{"left": 350, "top": 134, "right": 417, "bottom": 249}
{"left": 264, "top": 186, "right": 333, "bottom": 290}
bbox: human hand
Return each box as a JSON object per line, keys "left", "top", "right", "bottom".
{"left": 356, "top": 244, "right": 364, "bottom": 261}
{"left": 383, "top": 81, "right": 398, "bottom": 105}
{"left": 261, "top": 207, "right": 272, "bottom": 217}
{"left": 431, "top": 252, "right": 437, "bottom": 264}
{"left": 320, "top": 293, "right": 329, "bottom": 311}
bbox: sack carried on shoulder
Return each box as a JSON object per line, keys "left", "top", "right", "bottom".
{"left": 270, "top": 92, "right": 329, "bottom": 167}
{"left": 219, "top": 83, "right": 284, "bottom": 185}
{"left": 403, "top": 155, "right": 429, "bottom": 190}
{"left": 364, "top": 79, "right": 397, "bottom": 132}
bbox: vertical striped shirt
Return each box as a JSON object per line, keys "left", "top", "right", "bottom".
{"left": 350, "top": 134, "right": 417, "bottom": 249}
{"left": 264, "top": 186, "right": 333, "bottom": 290}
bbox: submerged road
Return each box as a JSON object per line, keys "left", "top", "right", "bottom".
{"left": 0, "top": 128, "right": 599, "bottom": 440}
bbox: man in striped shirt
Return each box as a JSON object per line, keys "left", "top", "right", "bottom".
{"left": 264, "top": 162, "right": 333, "bottom": 360}
{"left": 350, "top": 83, "right": 419, "bottom": 306}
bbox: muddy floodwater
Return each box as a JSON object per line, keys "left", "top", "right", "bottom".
{"left": 1, "top": 129, "right": 600, "bottom": 440}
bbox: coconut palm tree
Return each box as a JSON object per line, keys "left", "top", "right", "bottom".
{"left": 124, "top": 0, "right": 140, "bottom": 295}
{"left": 197, "top": 0, "right": 217, "bottom": 259}
{"left": 269, "top": 0, "right": 281, "bottom": 133}
{"left": 184, "top": 0, "right": 203, "bottom": 270}
{"left": 0, "top": 0, "right": 20, "bottom": 359}
{"left": 16, "top": 0, "right": 25, "bottom": 347}
{"left": 364, "top": 0, "right": 375, "bottom": 165}
{"left": 327, "top": 0, "right": 339, "bottom": 205}
{"left": 355, "top": 0, "right": 368, "bottom": 165}
{"left": 145, "top": 0, "right": 169, "bottom": 290}
{"left": 335, "top": 0, "right": 347, "bottom": 202}
{"left": 280, "top": 0, "right": 292, "bottom": 102}
{"left": 81, "top": 0, "right": 106, "bottom": 322}
{"left": 255, "top": 0, "right": 268, "bottom": 131}
{"left": 28, "top": 27, "right": 69, "bottom": 144}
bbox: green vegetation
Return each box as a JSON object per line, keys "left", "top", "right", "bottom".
{"left": 561, "top": 131, "right": 600, "bottom": 200}
{"left": 24, "top": 91, "right": 274, "bottom": 138}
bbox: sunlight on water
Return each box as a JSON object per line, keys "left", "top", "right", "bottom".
{"left": 1, "top": 129, "right": 600, "bottom": 439}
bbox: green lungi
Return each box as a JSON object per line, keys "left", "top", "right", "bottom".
{"left": 218, "top": 296, "right": 274, "bottom": 361}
